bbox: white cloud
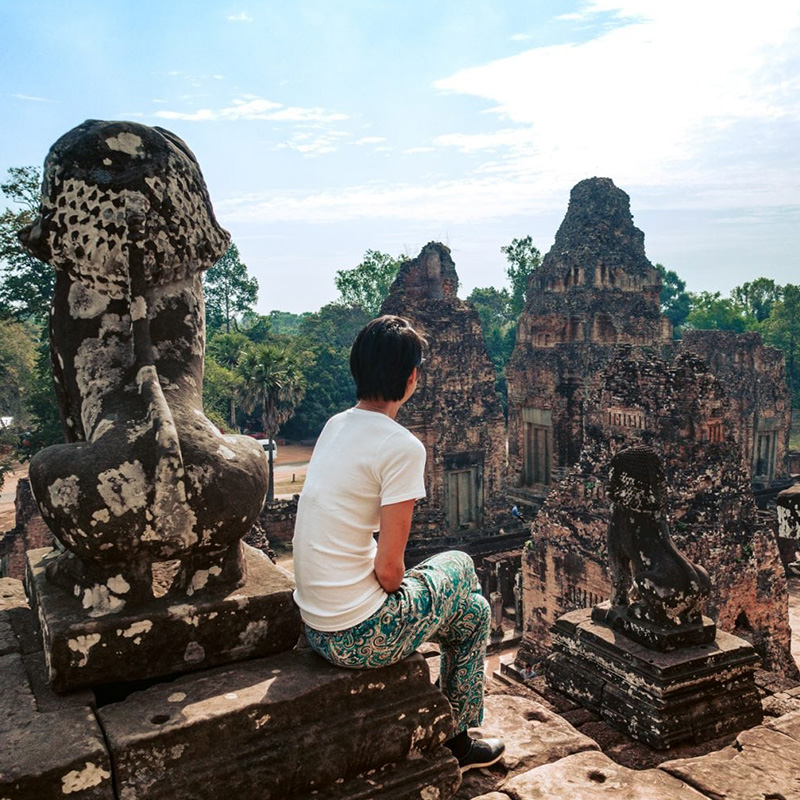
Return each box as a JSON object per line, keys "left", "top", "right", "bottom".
{"left": 9, "top": 93, "right": 54, "bottom": 103}
{"left": 433, "top": 1, "right": 800, "bottom": 190}
{"left": 149, "top": 95, "right": 347, "bottom": 123}
{"left": 403, "top": 146, "right": 435, "bottom": 154}
{"left": 276, "top": 130, "right": 350, "bottom": 157}
{"left": 354, "top": 136, "right": 386, "bottom": 145}
{"left": 227, "top": 12, "right": 252, "bottom": 22}
{"left": 434, "top": 129, "right": 533, "bottom": 154}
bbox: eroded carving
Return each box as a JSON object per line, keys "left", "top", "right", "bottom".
{"left": 593, "top": 445, "right": 714, "bottom": 650}
{"left": 19, "top": 120, "right": 268, "bottom": 612}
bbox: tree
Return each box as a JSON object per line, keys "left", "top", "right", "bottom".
{"left": 762, "top": 284, "right": 800, "bottom": 404}
{"left": 207, "top": 331, "right": 250, "bottom": 428}
{"left": 334, "top": 250, "right": 402, "bottom": 317}
{"left": 239, "top": 311, "right": 272, "bottom": 344}
{"left": 237, "top": 344, "right": 305, "bottom": 501}
{"left": 281, "top": 304, "right": 370, "bottom": 439}
{"left": 467, "top": 286, "right": 517, "bottom": 414}
{"left": 18, "top": 333, "right": 63, "bottom": 458}
{"left": 269, "top": 309, "right": 308, "bottom": 336}
{"left": 684, "top": 291, "right": 753, "bottom": 333}
{"left": 731, "top": 278, "right": 783, "bottom": 323}
{"left": 202, "top": 355, "right": 237, "bottom": 433}
{"left": 0, "top": 166, "right": 54, "bottom": 322}
{"left": 656, "top": 263, "right": 691, "bottom": 332}
{"left": 500, "top": 236, "right": 542, "bottom": 315}
{"left": 468, "top": 286, "right": 516, "bottom": 368}
{"left": 0, "top": 318, "right": 37, "bottom": 423}
{"left": 204, "top": 243, "right": 259, "bottom": 334}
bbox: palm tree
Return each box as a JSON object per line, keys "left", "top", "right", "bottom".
{"left": 237, "top": 344, "right": 305, "bottom": 501}
{"left": 208, "top": 332, "right": 250, "bottom": 429}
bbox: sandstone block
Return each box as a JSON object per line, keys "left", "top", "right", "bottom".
{"left": 547, "top": 609, "right": 763, "bottom": 749}
{"left": 97, "top": 649, "right": 458, "bottom": 800}
{"left": 471, "top": 694, "right": 598, "bottom": 776}
{"left": 501, "top": 750, "right": 707, "bottom": 799}
{"left": 660, "top": 710, "right": 800, "bottom": 800}
{"left": 0, "top": 653, "right": 112, "bottom": 800}
{"left": 27, "top": 544, "right": 301, "bottom": 691}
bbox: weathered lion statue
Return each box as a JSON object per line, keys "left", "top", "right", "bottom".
{"left": 20, "top": 120, "right": 268, "bottom": 613}
{"left": 594, "top": 446, "right": 714, "bottom": 649}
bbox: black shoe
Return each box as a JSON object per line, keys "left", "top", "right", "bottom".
{"left": 457, "top": 737, "right": 505, "bottom": 773}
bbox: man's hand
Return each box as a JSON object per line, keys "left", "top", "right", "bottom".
{"left": 374, "top": 498, "right": 415, "bottom": 592}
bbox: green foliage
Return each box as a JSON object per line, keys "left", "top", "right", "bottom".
{"left": 334, "top": 250, "right": 402, "bottom": 317}
{"left": 281, "top": 304, "right": 370, "bottom": 439}
{"left": 731, "top": 278, "right": 783, "bottom": 323}
{"left": 268, "top": 310, "right": 308, "bottom": 336}
{"left": 500, "top": 236, "right": 542, "bottom": 315}
{"left": 467, "top": 286, "right": 516, "bottom": 412}
{"left": 207, "top": 331, "right": 250, "bottom": 428}
{"left": 0, "top": 318, "right": 37, "bottom": 423}
{"left": 236, "top": 343, "right": 305, "bottom": 500}
{"left": 656, "top": 263, "right": 691, "bottom": 332}
{"left": 762, "top": 284, "right": 800, "bottom": 404}
{"left": 239, "top": 311, "right": 273, "bottom": 344}
{"left": 18, "top": 332, "right": 63, "bottom": 458}
{"left": 204, "top": 243, "right": 259, "bottom": 334}
{"left": 0, "top": 166, "right": 54, "bottom": 322}
{"left": 684, "top": 291, "right": 753, "bottom": 333}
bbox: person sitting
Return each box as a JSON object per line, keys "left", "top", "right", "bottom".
{"left": 292, "top": 315, "right": 505, "bottom": 773}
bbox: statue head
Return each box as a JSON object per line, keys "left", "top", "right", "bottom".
{"left": 19, "top": 119, "right": 229, "bottom": 288}
{"left": 607, "top": 445, "right": 667, "bottom": 513}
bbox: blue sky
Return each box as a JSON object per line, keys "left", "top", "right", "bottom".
{"left": 2, "top": 1, "right": 799, "bottom": 313}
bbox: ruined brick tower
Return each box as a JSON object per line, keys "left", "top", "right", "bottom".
{"left": 517, "top": 346, "right": 797, "bottom": 677}
{"left": 506, "top": 177, "right": 672, "bottom": 512}
{"left": 381, "top": 242, "right": 507, "bottom": 540}
{"left": 682, "top": 330, "right": 792, "bottom": 491}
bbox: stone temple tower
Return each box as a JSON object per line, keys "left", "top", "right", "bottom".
{"left": 506, "top": 177, "right": 672, "bottom": 512}
{"left": 381, "top": 242, "right": 507, "bottom": 542}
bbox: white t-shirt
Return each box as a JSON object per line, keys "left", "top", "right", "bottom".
{"left": 292, "top": 407, "right": 427, "bottom": 631}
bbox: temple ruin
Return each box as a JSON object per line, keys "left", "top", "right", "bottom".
{"left": 506, "top": 178, "right": 673, "bottom": 515}
{"left": 682, "top": 330, "right": 792, "bottom": 492}
{"left": 515, "top": 344, "right": 797, "bottom": 677}
{"left": 381, "top": 242, "right": 508, "bottom": 543}
{"left": 505, "top": 178, "right": 792, "bottom": 518}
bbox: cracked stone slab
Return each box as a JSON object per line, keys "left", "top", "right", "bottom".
{"left": 27, "top": 544, "right": 301, "bottom": 691}
{"left": 473, "top": 694, "right": 599, "bottom": 776}
{"left": 458, "top": 694, "right": 600, "bottom": 799}
{"left": 0, "top": 652, "right": 112, "bottom": 799}
{"left": 98, "top": 649, "right": 456, "bottom": 800}
{"left": 659, "top": 710, "right": 800, "bottom": 800}
{"left": 500, "top": 751, "right": 708, "bottom": 800}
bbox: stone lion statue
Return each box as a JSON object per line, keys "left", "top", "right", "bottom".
{"left": 20, "top": 120, "right": 268, "bottom": 613}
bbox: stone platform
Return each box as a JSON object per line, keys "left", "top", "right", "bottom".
{"left": 27, "top": 544, "right": 301, "bottom": 692}
{"left": 1, "top": 577, "right": 461, "bottom": 799}
{"left": 545, "top": 609, "right": 762, "bottom": 749}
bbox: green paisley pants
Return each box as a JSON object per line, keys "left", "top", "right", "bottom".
{"left": 305, "top": 550, "right": 490, "bottom": 733}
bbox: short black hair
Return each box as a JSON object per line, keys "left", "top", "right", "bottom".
{"left": 350, "top": 315, "right": 426, "bottom": 401}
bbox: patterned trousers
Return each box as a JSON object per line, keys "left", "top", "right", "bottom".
{"left": 305, "top": 550, "right": 491, "bottom": 733}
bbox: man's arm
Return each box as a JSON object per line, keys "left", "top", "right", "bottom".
{"left": 374, "top": 498, "right": 415, "bottom": 592}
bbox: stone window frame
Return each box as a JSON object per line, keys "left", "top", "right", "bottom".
{"left": 754, "top": 418, "right": 780, "bottom": 480}
{"left": 522, "top": 407, "right": 552, "bottom": 488}
{"left": 443, "top": 451, "right": 484, "bottom": 532}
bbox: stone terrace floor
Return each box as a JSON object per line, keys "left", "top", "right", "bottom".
{"left": 437, "top": 580, "right": 800, "bottom": 798}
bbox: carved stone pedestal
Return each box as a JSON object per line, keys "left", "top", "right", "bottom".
{"left": 27, "top": 545, "right": 301, "bottom": 692}
{"left": 98, "top": 649, "right": 460, "bottom": 800}
{"left": 546, "top": 608, "right": 763, "bottom": 749}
